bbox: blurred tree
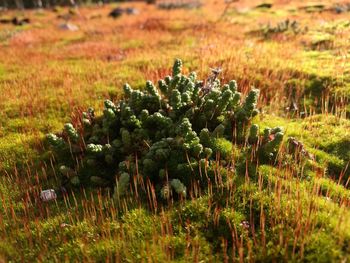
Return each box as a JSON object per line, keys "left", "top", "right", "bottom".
{"left": 35, "top": 0, "right": 43, "bottom": 8}
{"left": 0, "top": 0, "right": 157, "bottom": 9}
{"left": 1, "top": 0, "right": 7, "bottom": 8}
{"left": 15, "top": 0, "right": 24, "bottom": 9}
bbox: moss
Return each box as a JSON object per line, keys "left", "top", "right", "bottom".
{"left": 176, "top": 196, "right": 210, "bottom": 228}
{"left": 93, "top": 82, "right": 123, "bottom": 101}
{"left": 309, "top": 33, "right": 335, "bottom": 51}
{"left": 0, "top": 2, "right": 350, "bottom": 261}
{"left": 0, "top": 134, "right": 38, "bottom": 170}
{"left": 0, "top": 63, "right": 6, "bottom": 80}
{"left": 315, "top": 177, "right": 350, "bottom": 201}
{"left": 323, "top": 139, "right": 350, "bottom": 161}
{"left": 303, "top": 74, "right": 333, "bottom": 97}
{"left": 57, "top": 34, "right": 86, "bottom": 47}
{"left": 120, "top": 39, "right": 144, "bottom": 50}
{"left": 303, "top": 232, "right": 342, "bottom": 262}
{"left": 212, "top": 138, "right": 233, "bottom": 160}
{"left": 0, "top": 241, "right": 16, "bottom": 262}
{"left": 258, "top": 114, "right": 350, "bottom": 179}
{"left": 310, "top": 149, "right": 345, "bottom": 178}
{"left": 299, "top": 3, "right": 326, "bottom": 13}
{"left": 122, "top": 209, "right": 155, "bottom": 239}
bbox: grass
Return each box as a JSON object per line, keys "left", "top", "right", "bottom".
{"left": 0, "top": 0, "right": 350, "bottom": 261}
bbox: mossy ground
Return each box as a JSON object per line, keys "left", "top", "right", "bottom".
{"left": 0, "top": 0, "right": 350, "bottom": 261}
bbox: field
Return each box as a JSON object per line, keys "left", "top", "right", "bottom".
{"left": 0, "top": 0, "right": 350, "bottom": 261}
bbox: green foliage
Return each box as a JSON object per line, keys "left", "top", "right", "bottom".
{"left": 113, "top": 172, "right": 130, "bottom": 199}
{"left": 303, "top": 232, "right": 342, "bottom": 262}
{"left": 64, "top": 123, "right": 79, "bottom": 142}
{"left": 47, "top": 59, "right": 285, "bottom": 199}
{"left": 259, "top": 127, "right": 284, "bottom": 162}
{"left": 248, "top": 124, "right": 259, "bottom": 144}
{"left": 47, "top": 133, "right": 65, "bottom": 149}
{"left": 172, "top": 58, "right": 183, "bottom": 76}
{"left": 211, "top": 138, "right": 233, "bottom": 160}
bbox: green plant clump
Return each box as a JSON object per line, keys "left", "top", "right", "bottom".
{"left": 258, "top": 19, "right": 307, "bottom": 39}
{"left": 47, "top": 59, "right": 284, "bottom": 199}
